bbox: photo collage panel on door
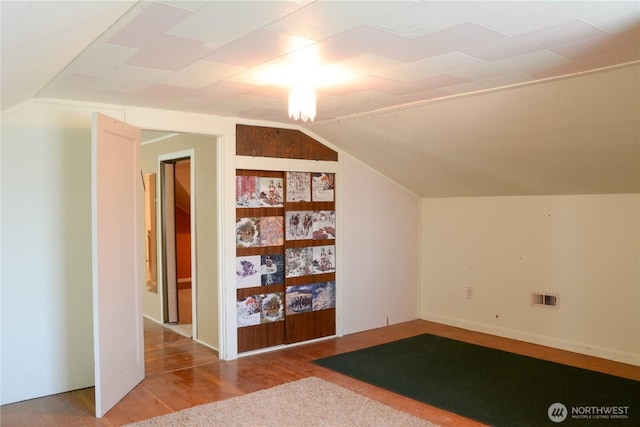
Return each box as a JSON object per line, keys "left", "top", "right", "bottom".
{"left": 236, "top": 170, "right": 336, "bottom": 352}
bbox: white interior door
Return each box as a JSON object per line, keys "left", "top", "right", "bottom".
{"left": 92, "top": 112, "right": 145, "bottom": 417}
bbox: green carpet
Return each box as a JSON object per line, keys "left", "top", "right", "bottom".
{"left": 314, "top": 334, "right": 639, "bottom": 426}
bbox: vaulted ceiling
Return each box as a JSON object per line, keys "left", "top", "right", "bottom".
{"left": 2, "top": 1, "right": 638, "bottom": 197}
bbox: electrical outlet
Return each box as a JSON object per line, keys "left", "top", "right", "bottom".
{"left": 466, "top": 286, "right": 473, "bottom": 299}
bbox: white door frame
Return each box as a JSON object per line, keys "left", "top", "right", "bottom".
{"left": 157, "top": 149, "right": 197, "bottom": 338}
{"left": 128, "top": 114, "right": 233, "bottom": 360}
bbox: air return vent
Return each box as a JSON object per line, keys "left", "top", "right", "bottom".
{"left": 531, "top": 292, "right": 559, "bottom": 308}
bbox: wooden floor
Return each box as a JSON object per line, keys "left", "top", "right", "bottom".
{"left": 2, "top": 318, "right": 639, "bottom": 427}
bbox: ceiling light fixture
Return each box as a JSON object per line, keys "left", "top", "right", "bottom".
{"left": 288, "top": 84, "right": 316, "bottom": 122}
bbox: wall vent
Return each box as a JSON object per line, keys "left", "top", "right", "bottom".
{"left": 531, "top": 292, "right": 559, "bottom": 308}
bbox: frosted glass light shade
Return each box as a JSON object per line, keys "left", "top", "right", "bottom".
{"left": 288, "top": 85, "right": 316, "bottom": 122}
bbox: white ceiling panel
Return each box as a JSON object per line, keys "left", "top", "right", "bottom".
{"left": 38, "top": 72, "right": 102, "bottom": 99}
{"left": 407, "top": 22, "right": 505, "bottom": 61}
{"left": 2, "top": 0, "right": 638, "bottom": 197}
{"left": 0, "top": 0, "right": 134, "bottom": 108}
{"left": 161, "top": 60, "right": 244, "bottom": 88}
{"left": 267, "top": 0, "right": 415, "bottom": 40}
{"left": 448, "top": 51, "right": 569, "bottom": 80}
{"left": 225, "top": 56, "right": 295, "bottom": 86}
{"left": 159, "top": 1, "right": 209, "bottom": 12}
{"left": 124, "top": 34, "right": 216, "bottom": 71}
{"left": 551, "top": 28, "right": 640, "bottom": 60}
{"left": 583, "top": 2, "right": 640, "bottom": 33}
{"left": 313, "top": 25, "right": 409, "bottom": 63}
{"left": 94, "top": 65, "right": 172, "bottom": 92}
{"left": 317, "top": 75, "right": 394, "bottom": 97}
{"left": 473, "top": 1, "right": 620, "bottom": 36}
{"left": 204, "top": 29, "right": 310, "bottom": 67}
{"left": 334, "top": 54, "right": 404, "bottom": 79}
{"left": 67, "top": 43, "right": 139, "bottom": 77}
{"left": 531, "top": 46, "right": 640, "bottom": 79}
{"left": 168, "top": 1, "right": 301, "bottom": 44}
{"left": 108, "top": 2, "right": 191, "bottom": 48}
{"left": 463, "top": 20, "right": 608, "bottom": 62}
{"left": 128, "top": 83, "right": 193, "bottom": 105}
{"left": 373, "top": 1, "right": 507, "bottom": 38}
{"left": 375, "top": 52, "right": 485, "bottom": 82}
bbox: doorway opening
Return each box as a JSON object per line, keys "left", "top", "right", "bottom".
{"left": 160, "top": 156, "right": 195, "bottom": 339}
{"left": 141, "top": 132, "right": 219, "bottom": 352}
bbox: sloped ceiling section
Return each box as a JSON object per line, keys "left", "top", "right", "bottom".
{"left": 0, "top": 1, "right": 135, "bottom": 109}
{"left": 1, "top": 1, "right": 638, "bottom": 197}
{"left": 307, "top": 64, "right": 640, "bottom": 197}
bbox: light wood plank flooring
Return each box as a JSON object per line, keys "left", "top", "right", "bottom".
{"left": 2, "top": 318, "right": 638, "bottom": 427}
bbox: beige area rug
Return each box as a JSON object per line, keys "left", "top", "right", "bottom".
{"left": 164, "top": 323, "right": 192, "bottom": 338}
{"left": 124, "top": 377, "right": 439, "bottom": 427}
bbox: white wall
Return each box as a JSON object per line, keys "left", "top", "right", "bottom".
{"left": 420, "top": 194, "right": 640, "bottom": 365}
{"left": 341, "top": 155, "right": 421, "bottom": 334}
{"left": 1, "top": 101, "right": 125, "bottom": 404}
{"left": 0, "top": 100, "right": 237, "bottom": 404}
{"left": 1, "top": 99, "right": 422, "bottom": 404}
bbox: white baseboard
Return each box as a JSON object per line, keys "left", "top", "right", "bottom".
{"left": 237, "top": 334, "right": 337, "bottom": 358}
{"left": 420, "top": 312, "right": 640, "bottom": 366}
{"left": 194, "top": 337, "right": 218, "bottom": 352}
